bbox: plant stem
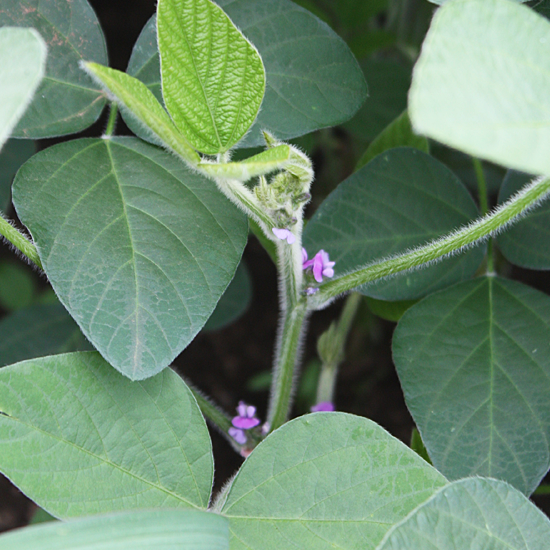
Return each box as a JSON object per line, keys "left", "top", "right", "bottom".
{"left": 104, "top": 103, "right": 118, "bottom": 137}
{"left": 184, "top": 379, "right": 232, "bottom": 433}
{"left": 315, "top": 292, "right": 361, "bottom": 404}
{"left": 473, "top": 157, "right": 495, "bottom": 274}
{"left": 310, "top": 175, "right": 550, "bottom": 308}
{"left": 215, "top": 177, "right": 274, "bottom": 229}
{"left": 267, "top": 300, "right": 307, "bottom": 432}
{"left": 0, "top": 215, "right": 42, "bottom": 269}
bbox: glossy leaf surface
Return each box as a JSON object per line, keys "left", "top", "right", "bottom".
{"left": 157, "top": 0, "right": 265, "bottom": 154}
{"left": 222, "top": 413, "right": 446, "bottom": 549}
{"left": 0, "top": 352, "right": 213, "bottom": 517}
{"left": 127, "top": 0, "right": 366, "bottom": 148}
{"left": 410, "top": 0, "right": 550, "bottom": 175}
{"left": 12, "top": 138, "right": 247, "bottom": 380}
{"left": 497, "top": 170, "right": 550, "bottom": 269}
{"left": 0, "top": 27, "right": 46, "bottom": 148}
{"left": 0, "top": 509, "right": 228, "bottom": 550}
{"left": 303, "top": 147, "right": 484, "bottom": 300}
{"left": 377, "top": 478, "right": 550, "bottom": 550}
{"left": 0, "top": 303, "right": 89, "bottom": 367}
{"left": 0, "top": 0, "right": 108, "bottom": 138}
{"left": 393, "top": 277, "right": 550, "bottom": 494}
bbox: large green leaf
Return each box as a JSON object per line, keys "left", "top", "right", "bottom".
{"left": 0, "top": 139, "right": 36, "bottom": 213}
{"left": 393, "top": 277, "right": 550, "bottom": 495}
{"left": 0, "top": 352, "right": 213, "bottom": 517}
{"left": 303, "top": 147, "right": 485, "bottom": 301}
{"left": 409, "top": 0, "right": 550, "bottom": 176}
{"left": 203, "top": 261, "right": 251, "bottom": 332}
{"left": 376, "top": 478, "right": 550, "bottom": 550}
{"left": 12, "top": 137, "right": 247, "bottom": 380}
{"left": 0, "top": 509, "right": 228, "bottom": 550}
{"left": 344, "top": 58, "right": 410, "bottom": 143}
{"left": 0, "top": 27, "right": 46, "bottom": 149}
{"left": 127, "top": 0, "right": 366, "bottom": 148}
{"left": 221, "top": 413, "right": 446, "bottom": 550}
{"left": 0, "top": 303, "right": 89, "bottom": 367}
{"left": 157, "top": 0, "right": 265, "bottom": 154}
{"left": 0, "top": 0, "right": 108, "bottom": 138}
{"left": 356, "top": 110, "right": 429, "bottom": 170}
{"left": 497, "top": 170, "right": 550, "bottom": 269}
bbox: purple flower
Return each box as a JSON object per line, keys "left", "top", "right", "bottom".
{"left": 272, "top": 227, "right": 296, "bottom": 244}
{"left": 232, "top": 401, "right": 261, "bottom": 430}
{"left": 303, "top": 249, "right": 335, "bottom": 283}
{"left": 311, "top": 401, "right": 335, "bottom": 412}
{"left": 229, "top": 427, "right": 247, "bottom": 445}
{"left": 305, "top": 287, "right": 319, "bottom": 295}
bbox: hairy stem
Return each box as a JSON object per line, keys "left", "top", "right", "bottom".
{"left": 104, "top": 102, "right": 118, "bottom": 137}
{"left": 0, "top": 215, "right": 42, "bottom": 269}
{"left": 267, "top": 300, "right": 307, "bottom": 432}
{"left": 310, "top": 175, "right": 550, "bottom": 308}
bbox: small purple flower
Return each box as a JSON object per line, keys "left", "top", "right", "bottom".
{"left": 305, "top": 287, "right": 319, "bottom": 295}
{"left": 229, "top": 427, "right": 247, "bottom": 445}
{"left": 303, "top": 249, "right": 335, "bottom": 283}
{"left": 232, "top": 401, "right": 261, "bottom": 430}
{"left": 272, "top": 227, "right": 296, "bottom": 244}
{"left": 311, "top": 401, "right": 335, "bottom": 412}
{"left": 312, "top": 250, "right": 335, "bottom": 283}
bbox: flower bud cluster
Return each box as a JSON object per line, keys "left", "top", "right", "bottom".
{"left": 254, "top": 131, "right": 313, "bottom": 234}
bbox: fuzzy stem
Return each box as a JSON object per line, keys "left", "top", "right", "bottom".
{"left": 309, "top": 175, "right": 550, "bottom": 308}
{"left": 0, "top": 215, "right": 42, "bottom": 269}
{"left": 267, "top": 300, "right": 307, "bottom": 432}
{"left": 104, "top": 103, "right": 118, "bottom": 137}
{"left": 214, "top": 177, "right": 274, "bottom": 230}
{"left": 184, "top": 379, "right": 232, "bottom": 433}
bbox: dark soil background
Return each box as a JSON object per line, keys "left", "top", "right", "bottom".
{"left": 1, "top": 0, "right": 549, "bottom": 534}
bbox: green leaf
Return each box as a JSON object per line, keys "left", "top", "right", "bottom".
{"left": 0, "top": 139, "right": 36, "bottom": 213}
{"left": 366, "top": 297, "right": 417, "bottom": 322}
{"left": 497, "top": 170, "right": 550, "bottom": 269}
{"left": 0, "top": 0, "right": 108, "bottom": 138}
{"left": 12, "top": 137, "right": 247, "bottom": 380}
{"left": 0, "top": 260, "right": 36, "bottom": 311}
{"left": 393, "top": 277, "right": 550, "bottom": 495}
{"left": 221, "top": 413, "right": 446, "bottom": 550}
{"left": 0, "top": 27, "right": 46, "bottom": 149}
{"left": 0, "top": 303, "right": 90, "bottom": 367}
{"left": 127, "top": 1, "right": 366, "bottom": 149}
{"left": 157, "top": 0, "right": 265, "bottom": 154}
{"left": 345, "top": 58, "right": 410, "bottom": 142}
{"left": 376, "top": 478, "right": 550, "bottom": 550}
{"left": 431, "top": 143, "right": 505, "bottom": 194}
{"left": 0, "top": 509, "right": 228, "bottom": 550}
{"left": 83, "top": 62, "right": 200, "bottom": 166}
{"left": 303, "top": 147, "right": 485, "bottom": 301}
{"left": 409, "top": 0, "right": 550, "bottom": 176}
{"left": 0, "top": 352, "right": 213, "bottom": 517}
{"left": 356, "top": 110, "right": 429, "bottom": 170}
{"left": 203, "top": 261, "right": 251, "bottom": 332}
